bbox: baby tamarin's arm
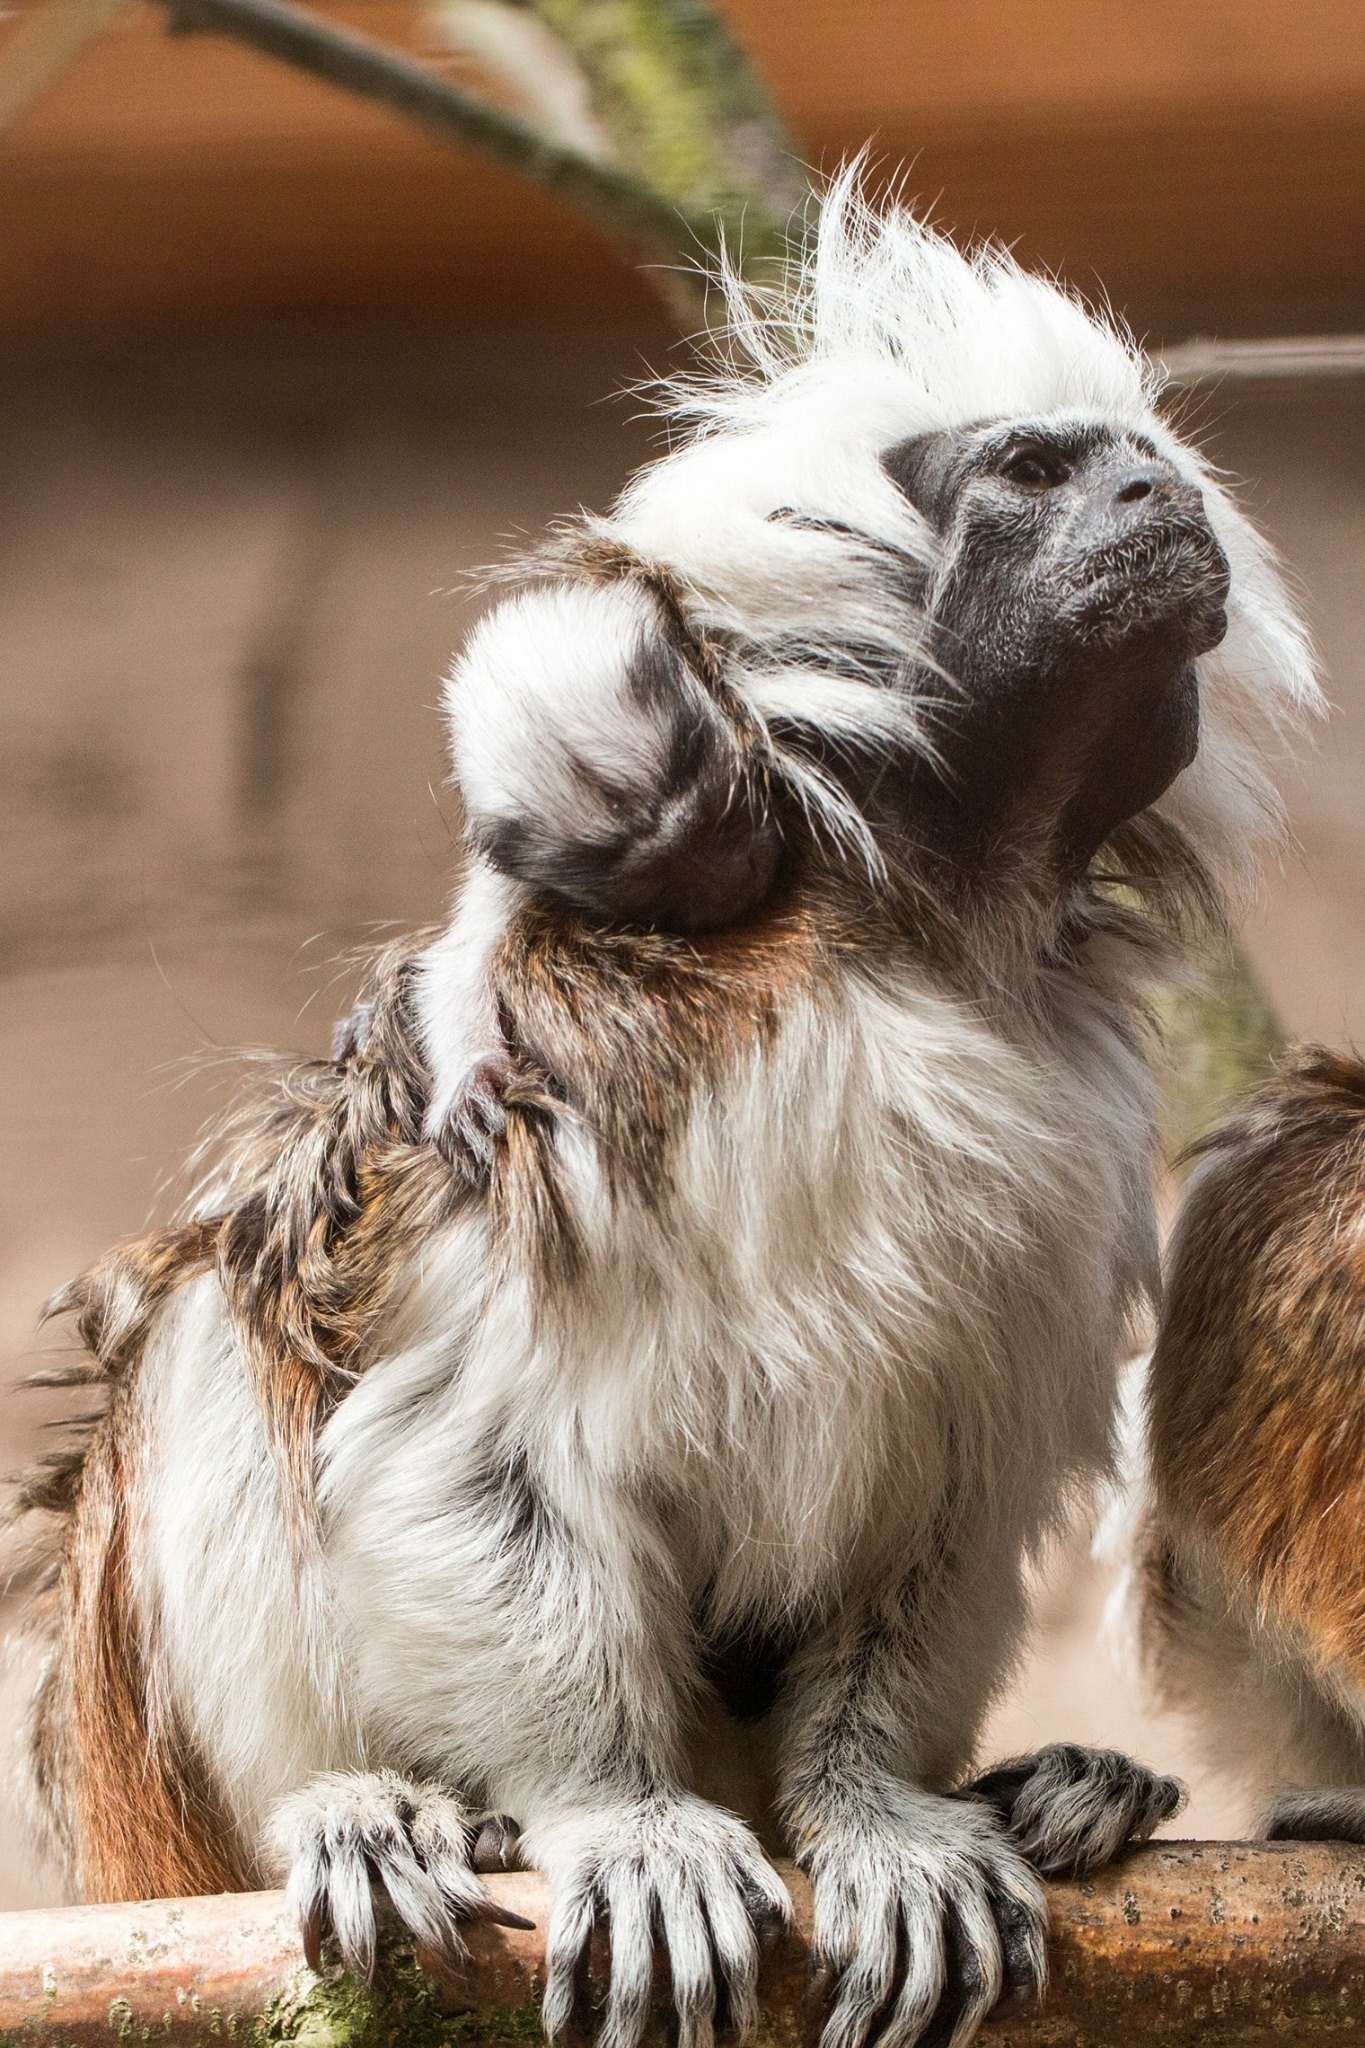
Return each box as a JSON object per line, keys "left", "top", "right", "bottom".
{"left": 414, "top": 576, "right": 781, "bottom": 1160}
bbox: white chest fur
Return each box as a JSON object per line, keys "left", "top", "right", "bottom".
{"left": 324, "top": 953, "right": 1154, "bottom": 1647}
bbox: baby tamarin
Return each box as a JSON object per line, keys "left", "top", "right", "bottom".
{"left": 1142, "top": 1050, "right": 1365, "bottom": 1840}
{"left": 13, "top": 175, "right": 1316, "bottom": 2048}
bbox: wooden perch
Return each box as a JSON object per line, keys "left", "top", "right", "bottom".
{"left": 3, "top": 1844, "right": 1365, "bottom": 2045}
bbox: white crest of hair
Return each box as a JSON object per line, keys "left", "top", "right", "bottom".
{"left": 615, "top": 163, "right": 1154, "bottom": 654}
{"left": 438, "top": 166, "right": 1319, "bottom": 924}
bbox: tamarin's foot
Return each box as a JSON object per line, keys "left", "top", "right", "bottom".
{"left": 800, "top": 1787, "right": 1047, "bottom": 2048}
{"left": 1263, "top": 1787, "right": 1365, "bottom": 1843}
{"left": 964, "top": 1743, "right": 1183, "bottom": 1879}
{"left": 332, "top": 992, "right": 513, "bottom": 1179}
{"left": 532, "top": 1793, "right": 791, "bottom": 2048}
{"left": 472, "top": 1811, "right": 524, "bottom": 1872}
{"left": 432, "top": 1048, "right": 515, "bottom": 1175}
{"left": 269, "top": 1770, "right": 533, "bottom": 1980}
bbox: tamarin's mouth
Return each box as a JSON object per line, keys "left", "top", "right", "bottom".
{"left": 1083, "top": 511, "right": 1229, "bottom": 588}
{"left": 1064, "top": 523, "right": 1231, "bottom": 656}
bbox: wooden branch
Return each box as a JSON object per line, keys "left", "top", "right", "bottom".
{"left": 4, "top": 1846, "right": 1365, "bottom": 2045}
{"left": 525, "top": 0, "right": 804, "bottom": 227}
{"left": 155, "top": 0, "right": 713, "bottom": 273}
{"left": 1164, "top": 332, "right": 1365, "bottom": 383}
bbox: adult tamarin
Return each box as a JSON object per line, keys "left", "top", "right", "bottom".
{"left": 12, "top": 175, "right": 1316, "bottom": 2048}
{"left": 1142, "top": 1049, "right": 1365, "bottom": 1841}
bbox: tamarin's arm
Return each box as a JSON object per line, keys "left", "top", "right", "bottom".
{"left": 774, "top": 1539, "right": 1179, "bottom": 2044}
{"left": 448, "top": 578, "right": 780, "bottom": 934}
{"left": 774, "top": 1549, "right": 1049, "bottom": 2047}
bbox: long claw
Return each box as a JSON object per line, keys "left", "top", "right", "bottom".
{"left": 272, "top": 1775, "right": 513, "bottom": 1985}
{"left": 300, "top": 1905, "right": 324, "bottom": 1976}
{"left": 478, "top": 1902, "right": 537, "bottom": 1931}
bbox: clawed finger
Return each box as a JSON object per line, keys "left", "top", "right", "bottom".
{"left": 662, "top": 1886, "right": 718, "bottom": 2048}
{"left": 544, "top": 1878, "right": 598, "bottom": 2041}
{"left": 818, "top": 1887, "right": 901, "bottom": 2048}
{"left": 914, "top": 1906, "right": 981, "bottom": 2048}
{"left": 599, "top": 1864, "right": 656, "bottom": 2048}
{"left": 1148, "top": 1774, "right": 1184, "bottom": 1827}
{"left": 706, "top": 1874, "right": 765, "bottom": 2036}
{"left": 298, "top": 1892, "right": 326, "bottom": 1976}
{"left": 990, "top": 1888, "right": 1048, "bottom": 2009}
{"left": 327, "top": 1839, "right": 381, "bottom": 1981}
{"left": 472, "top": 1813, "right": 524, "bottom": 1873}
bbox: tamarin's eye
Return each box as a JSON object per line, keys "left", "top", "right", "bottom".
{"left": 999, "top": 445, "right": 1071, "bottom": 490}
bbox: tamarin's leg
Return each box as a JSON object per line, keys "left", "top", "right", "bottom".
{"left": 775, "top": 1551, "right": 1048, "bottom": 2048}
{"left": 963, "top": 1744, "right": 1183, "bottom": 1877}
{"left": 417, "top": 858, "right": 524, "bottom": 1168}
{"left": 313, "top": 1432, "right": 790, "bottom": 2048}
{"left": 484, "top": 1468, "right": 791, "bottom": 2048}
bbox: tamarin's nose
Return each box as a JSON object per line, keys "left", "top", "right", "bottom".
{"left": 1073, "top": 455, "right": 1199, "bottom": 548}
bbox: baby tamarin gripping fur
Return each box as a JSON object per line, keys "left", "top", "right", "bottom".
{"left": 13, "top": 175, "right": 1317, "bottom": 2048}
{"left": 1142, "top": 1050, "right": 1365, "bottom": 1841}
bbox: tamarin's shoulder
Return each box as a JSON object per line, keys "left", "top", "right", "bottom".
{"left": 1155, "top": 1045, "right": 1365, "bottom": 1399}
{"left": 1186, "top": 1046, "right": 1365, "bottom": 1181}
{"left": 1159, "top": 1048, "right": 1365, "bottom": 1324}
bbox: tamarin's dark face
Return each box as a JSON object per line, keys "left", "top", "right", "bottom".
{"left": 883, "top": 419, "right": 1231, "bottom": 872}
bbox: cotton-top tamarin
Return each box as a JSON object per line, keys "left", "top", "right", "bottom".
{"left": 15, "top": 173, "right": 1316, "bottom": 2048}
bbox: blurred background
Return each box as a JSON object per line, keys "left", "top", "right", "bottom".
{"left": 2, "top": 0, "right": 1363, "bottom": 1907}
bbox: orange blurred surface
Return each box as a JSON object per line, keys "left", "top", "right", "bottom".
{"left": 1, "top": 0, "right": 1363, "bottom": 328}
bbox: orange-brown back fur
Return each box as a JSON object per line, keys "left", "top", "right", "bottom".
{"left": 1148, "top": 1049, "right": 1365, "bottom": 1689}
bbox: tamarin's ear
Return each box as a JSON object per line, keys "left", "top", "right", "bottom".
{"left": 881, "top": 431, "right": 958, "bottom": 525}
{"left": 447, "top": 580, "right": 780, "bottom": 934}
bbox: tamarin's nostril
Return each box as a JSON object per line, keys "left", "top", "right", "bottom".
{"left": 1115, "top": 470, "right": 1159, "bottom": 505}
